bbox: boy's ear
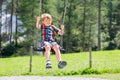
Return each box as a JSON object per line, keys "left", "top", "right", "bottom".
{"left": 42, "top": 21, "right": 44, "bottom": 23}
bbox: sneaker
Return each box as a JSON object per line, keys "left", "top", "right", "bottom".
{"left": 46, "top": 63, "right": 52, "bottom": 69}
{"left": 58, "top": 61, "right": 67, "bottom": 69}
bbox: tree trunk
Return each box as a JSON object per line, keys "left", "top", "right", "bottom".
{"left": 98, "top": 0, "right": 102, "bottom": 50}
{"left": 5, "top": 0, "right": 8, "bottom": 34}
{"left": 15, "top": 0, "right": 18, "bottom": 47}
{"left": 0, "top": 0, "right": 3, "bottom": 57}
{"left": 89, "top": 24, "right": 92, "bottom": 68}
{"left": 82, "top": 0, "right": 86, "bottom": 51}
{"left": 66, "top": 1, "right": 71, "bottom": 52}
{"left": 108, "top": 0, "right": 112, "bottom": 40}
{"left": 9, "top": 0, "right": 14, "bottom": 44}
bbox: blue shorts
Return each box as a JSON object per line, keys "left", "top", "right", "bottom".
{"left": 41, "top": 40, "right": 58, "bottom": 48}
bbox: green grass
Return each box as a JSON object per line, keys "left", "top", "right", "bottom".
{"left": 79, "top": 73, "right": 120, "bottom": 80}
{"left": 0, "top": 50, "right": 120, "bottom": 76}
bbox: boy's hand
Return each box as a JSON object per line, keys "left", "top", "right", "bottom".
{"left": 37, "top": 16, "right": 40, "bottom": 22}
{"left": 36, "top": 16, "right": 41, "bottom": 29}
{"left": 59, "top": 24, "right": 64, "bottom": 35}
{"left": 61, "top": 24, "right": 64, "bottom": 30}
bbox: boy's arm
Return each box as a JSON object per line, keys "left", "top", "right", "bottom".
{"left": 58, "top": 24, "right": 64, "bottom": 35}
{"left": 36, "top": 16, "right": 41, "bottom": 29}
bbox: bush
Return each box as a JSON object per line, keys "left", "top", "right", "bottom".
{"left": 2, "top": 43, "right": 17, "bottom": 57}
{"left": 81, "top": 68, "right": 101, "bottom": 75}
{"left": 1, "top": 39, "right": 34, "bottom": 57}
{"left": 104, "top": 41, "right": 116, "bottom": 50}
{"left": 114, "top": 31, "right": 120, "bottom": 49}
{"left": 13, "top": 40, "right": 33, "bottom": 56}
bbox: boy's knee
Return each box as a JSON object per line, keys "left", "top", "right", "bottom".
{"left": 53, "top": 44, "right": 59, "bottom": 49}
{"left": 45, "top": 45, "right": 51, "bottom": 50}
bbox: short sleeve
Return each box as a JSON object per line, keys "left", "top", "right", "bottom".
{"left": 52, "top": 25, "right": 60, "bottom": 34}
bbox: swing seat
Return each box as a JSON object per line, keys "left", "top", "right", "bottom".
{"left": 33, "top": 47, "right": 45, "bottom": 51}
{"left": 33, "top": 46, "right": 65, "bottom": 52}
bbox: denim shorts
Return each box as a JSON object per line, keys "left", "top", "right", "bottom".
{"left": 41, "top": 40, "right": 58, "bottom": 48}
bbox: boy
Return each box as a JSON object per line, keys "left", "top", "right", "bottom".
{"left": 36, "top": 13, "right": 67, "bottom": 69}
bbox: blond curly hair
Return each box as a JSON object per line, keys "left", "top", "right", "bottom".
{"left": 41, "top": 13, "right": 52, "bottom": 21}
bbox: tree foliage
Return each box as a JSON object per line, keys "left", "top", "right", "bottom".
{"left": 1, "top": 0, "right": 120, "bottom": 56}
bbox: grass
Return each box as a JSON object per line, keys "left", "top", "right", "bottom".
{"left": 79, "top": 73, "right": 120, "bottom": 80}
{"left": 0, "top": 50, "right": 120, "bottom": 76}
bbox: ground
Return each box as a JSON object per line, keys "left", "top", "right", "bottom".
{"left": 0, "top": 76, "right": 108, "bottom": 80}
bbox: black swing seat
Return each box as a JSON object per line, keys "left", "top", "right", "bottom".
{"left": 33, "top": 46, "right": 65, "bottom": 52}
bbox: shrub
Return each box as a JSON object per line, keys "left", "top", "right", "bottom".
{"left": 114, "top": 31, "right": 120, "bottom": 49}
{"left": 104, "top": 41, "right": 116, "bottom": 50}
{"left": 81, "top": 68, "right": 101, "bottom": 75}
{"left": 13, "top": 40, "right": 33, "bottom": 56}
{"left": 2, "top": 43, "right": 17, "bottom": 57}
{"left": 2, "top": 39, "right": 33, "bottom": 57}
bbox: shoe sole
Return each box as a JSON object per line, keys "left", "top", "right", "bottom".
{"left": 58, "top": 61, "right": 67, "bottom": 69}
{"left": 46, "top": 63, "right": 52, "bottom": 69}
{"left": 46, "top": 66, "right": 52, "bottom": 69}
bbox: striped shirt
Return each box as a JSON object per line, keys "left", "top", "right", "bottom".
{"left": 40, "top": 24, "right": 60, "bottom": 41}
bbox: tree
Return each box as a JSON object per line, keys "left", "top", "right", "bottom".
{"left": 0, "top": 0, "right": 3, "bottom": 57}
{"left": 98, "top": 0, "right": 102, "bottom": 50}
{"left": 17, "top": 0, "right": 40, "bottom": 52}
{"left": 9, "top": 0, "right": 14, "bottom": 44}
{"left": 2, "top": 0, "right": 119, "bottom": 55}
{"left": 82, "top": 0, "right": 86, "bottom": 51}
{"left": 5, "top": 0, "right": 8, "bottom": 33}
{"left": 103, "top": 0, "right": 119, "bottom": 50}
{"left": 14, "top": 0, "right": 19, "bottom": 47}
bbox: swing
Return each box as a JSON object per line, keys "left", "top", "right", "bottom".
{"left": 33, "top": 0, "right": 68, "bottom": 52}
{"left": 33, "top": 45, "right": 65, "bottom": 52}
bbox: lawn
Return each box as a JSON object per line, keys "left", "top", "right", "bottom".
{"left": 0, "top": 50, "right": 120, "bottom": 76}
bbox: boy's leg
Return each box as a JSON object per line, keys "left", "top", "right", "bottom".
{"left": 44, "top": 43, "right": 52, "bottom": 69}
{"left": 52, "top": 44, "right": 61, "bottom": 61}
{"left": 52, "top": 44, "right": 67, "bottom": 69}
{"left": 44, "top": 44, "right": 51, "bottom": 60}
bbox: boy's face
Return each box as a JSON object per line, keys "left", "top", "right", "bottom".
{"left": 42, "top": 18, "right": 52, "bottom": 26}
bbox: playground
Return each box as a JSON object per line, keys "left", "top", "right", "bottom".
{"left": 0, "top": 50, "right": 120, "bottom": 80}
{"left": 0, "top": 0, "right": 120, "bottom": 80}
